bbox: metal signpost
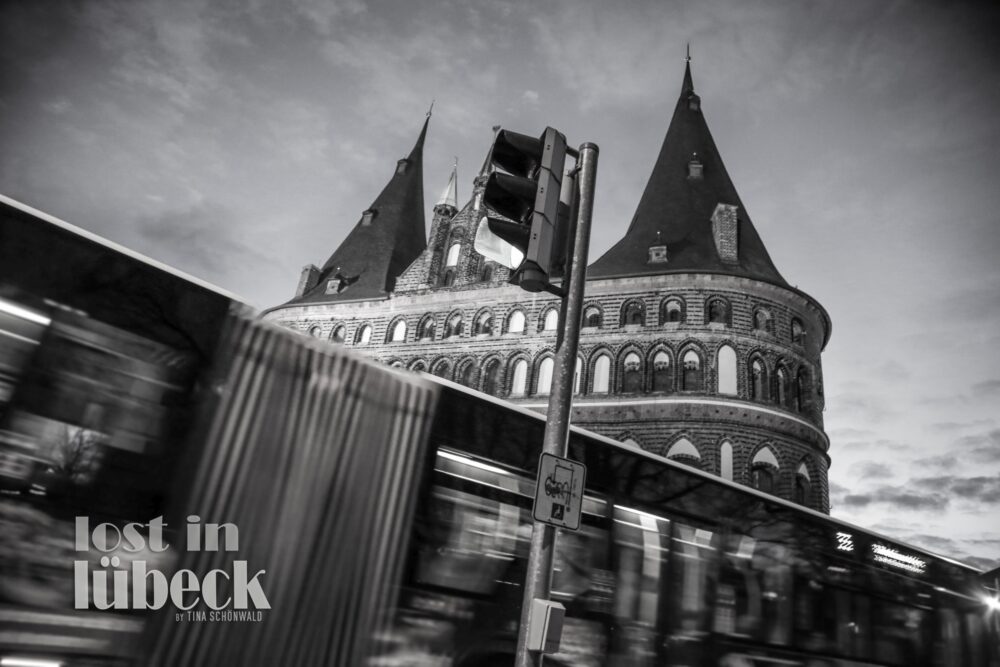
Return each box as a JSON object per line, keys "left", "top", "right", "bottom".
{"left": 514, "top": 142, "right": 598, "bottom": 667}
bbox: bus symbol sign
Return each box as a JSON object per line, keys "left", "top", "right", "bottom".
{"left": 533, "top": 453, "right": 586, "bottom": 531}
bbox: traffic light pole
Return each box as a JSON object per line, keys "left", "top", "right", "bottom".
{"left": 515, "top": 142, "right": 598, "bottom": 667}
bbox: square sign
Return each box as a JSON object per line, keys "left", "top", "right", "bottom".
{"left": 532, "top": 453, "right": 587, "bottom": 531}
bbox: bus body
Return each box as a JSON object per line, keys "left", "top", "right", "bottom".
{"left": 1, "top": 196, "right": 997, "bottom": 666}
{"left": 146, "top": 314, "right": 1000, "bottom": 666}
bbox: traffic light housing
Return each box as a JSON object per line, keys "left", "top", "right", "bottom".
{"left": 476, "top": 127, "right": 569, "bottom": 292}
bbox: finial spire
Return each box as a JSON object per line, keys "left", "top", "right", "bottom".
{"left": 426, "top": 99, "right": 434, "bottom": 117}
{"left": 436, "top": 158, "right": 458, "bottom": 209}
{"left": 682, "top": 45, "right": 695, "bottom": 96}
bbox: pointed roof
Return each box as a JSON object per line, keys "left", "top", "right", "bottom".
{"left": 588, "top": 60, "right": 788, "bottom": 287}
{"left": 436, "top": 160, "right": 458, "bottom": 209}
{"left": 286, "top": 116, "right": 429, "bottom": 305}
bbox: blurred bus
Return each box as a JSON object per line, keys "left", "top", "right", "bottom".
{"left": 148, "top": 317, "right": 1000, "bottom": 666}
{"left": 1, "top": 195, "right": 997, "bottom": 666}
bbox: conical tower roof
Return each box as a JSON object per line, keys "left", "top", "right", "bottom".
{"left": 436, "top": 159, "right": 458, "bottom": 209}
{"left": 288, "top": 116, "right": 429, "bottom": 304}
{"left": 588, "top": 61, "right": 788, "bottom": 287}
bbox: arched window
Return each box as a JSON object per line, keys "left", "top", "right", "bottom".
{"left": 754, "top": 309, "right": 773, "bottom": 334}
{"left": 458, "top": 362, "right": 475, "bottom": 388}
{"left": 751, "top": 447, "right": 779, "bottom": 494}
{"left": 330, "top": 325, "right": 346, "bottom": 343}
{"left": 622, "top": 301, "right": 645, "bottom": 326}
{"left": 445, "top": 242, "right": 461, "bottom": 267}
{"left": 776, "top": 367, "right": 788, "bottom": 407}
{"left": 308, "top": 325, "right": 322, "bottom": 338}
{"left": 417, "top": 317, "right": 436, "bottom": 340}
{"left": 510, "top": 359, "right": 528, "bottom": 396}
{"left": 432, "top": 360, "right": 451, "bottom": 379}
{"left": 507, "top": 310, "right": 526, "bottom": 333}
{"left": 750, "top": 358, "right": 768, "bottom": 401}
{"left": 583, "top": 306, "right": 602, "bottom": 328}
{"left": 389, "top": 319, "right": 407, "bottom": 343}
{"left": 791, "top": 318, "right": 805, "bottom": 344}
{"left": 662, "top": 298, "right": 684, "bottom": 324}
{"left": 720, "top": 441, "right": 734, "bottom": 480}
{"left": 536, "top": 357, "right": 554, "bottom": 395}
{"left": 480, "top": 264, "right": 493, "bottom": 282}
{"left": 717, "top": 345, "right": 737, "bottom": 395}
{"left": 666, "top": 437, "right": 700, "bottom": 459}
{"left": 444, "top": 314, "right": 463, "bottom": 338}
{"left": 409, "top": 360, "right": 427, "bottom": 373}
{"left": 794, "top": 462, "right": 811, "bottom": 505}
{"left": 355, "top": 324, "right": 372, "bottom": 344}
{"left": 573, "top": 356, "right": 582, "bottom": 394}
{"left": 622, "top": 352, "right": 642, "bottom": 393}
{"left": 707, "top": 298, "right": 729, "bottom": 325}
{"left": 681, "top": 350, "right": 702, "bottom": 391}
{"left": 795, "top": 368, "right": 809, "bottom": 413}
{"left": 621, "top": 437, "right": 641, "bottom": 449}
{"left": 482, "top": 360, "right": 500, "bottom": 395}
{"left": 474, "top": 312, "right": 493, "bottom": 336}
{"left": 542, "top": 308, "right": 559, "bottom": 331}
{"left": 592, "top": 354, "right": 611, "bottom": 393}
{"left": 651, "top": 351, "right": 672, "bottom": 392}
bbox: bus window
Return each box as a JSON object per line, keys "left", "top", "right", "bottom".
{"left": 714, "top": 534, "right": 792, "bottom": 645}
{"left": 872, "top": 601, "right": 926, "bottom": 665}
{"left": 670, "top": 523, "right": 716, "bottom": 634}
{"left": 965, "top": 610, "right": 985, "bottom": 667}
{"left": 552, "top": 524, "right": 609, "bottom": 606}
{"left": 549, "top": 524, "right": 613, "bottom": 667}
{"left": 611, "top": 506, "right": 670, "bottom": 664}
{"left": 415, "top": 485, "right": 527, "bottom": 595}
{"left": 936, "top": 608, "right": 963, "bottom": 666}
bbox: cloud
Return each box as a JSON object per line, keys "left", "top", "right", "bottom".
{"left": 136, "top": 201, "right": 271, "bottom": 282}
{"left": 521, "top": 90, "right": 540, "bottom": 106}
{"left": 836, "top": 437, "right": 909, "bottom": 453}
{"left": 930, "top": 420, "right": 995, "bottom": 432}
{"left": 913, "top": 453, "right": 958, "bottom": 470}
{"left": 841, "top": 486, "right": 948, "bottom": 511}
{"left": 973, "top": 379, "right": 1000, "bottom": 395}
{"left": 848, "top": 461, "right": 893, "bottom": 479}
{"left": 827, "top": 427, "right": 877, "bottom": 440}
{"left": 911, "top": 475, "right": 1000, "bottom": 505}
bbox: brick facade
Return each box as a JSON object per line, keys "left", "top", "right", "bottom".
{"left": 264, "top": 263, "right": 831, "bottom": 512}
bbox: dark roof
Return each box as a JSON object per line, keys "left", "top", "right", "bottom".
{"left": 284, "top": 117, "right": 429, "bottom": 305}
{"left": 588, "top": 62, "right": 789, "bottom": 287}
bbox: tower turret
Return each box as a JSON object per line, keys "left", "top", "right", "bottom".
{"left": 282, "top": 114, "right": 429, "bottom": 305}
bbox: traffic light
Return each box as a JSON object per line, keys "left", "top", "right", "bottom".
{"left": 474, "top": 127, "right": 569, "bottom": 292}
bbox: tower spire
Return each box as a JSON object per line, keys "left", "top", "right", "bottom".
{"left": 435, "top": 157, "right": 458, "bottom": 211}
{"left": 286, "top": 114, "right": 429, "bottom": 304}
{"left": 589, "top": 58, "right": 788, "bottom": 287}
{"left": 682, "top": 44, "right": 694, "bottom": 95}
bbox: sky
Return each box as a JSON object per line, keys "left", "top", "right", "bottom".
{"left": 2, "top": 0, "right": 998, "bottom": 570}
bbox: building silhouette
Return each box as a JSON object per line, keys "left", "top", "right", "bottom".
{"left": 262, "top": 61, "right": 833, "bottom": 512}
